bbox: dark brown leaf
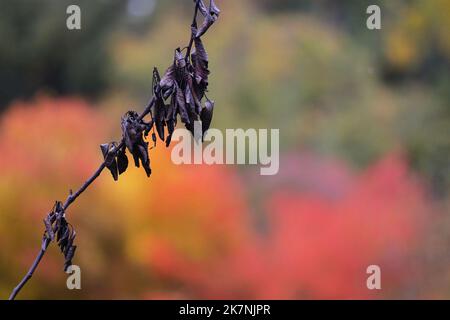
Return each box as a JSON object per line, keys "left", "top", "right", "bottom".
{"left": 43, "top": 215, "right": 55, "bottom": 241}
{"left": 175, "top": 85, "right": 190, "bottom": 124}
{"left": 210, "top": 0, "right": 221, "bottom": 16}
{"left": 155, "top": 98, "right": 166, "bottom": 141}
{"left": 200, "top": 98, "right": 214, "bottom": 138}
{"left": 191, "top": 35, "right": 209, "bottom": 99}
{"left": 100, "top": 143, "right": 119, "bottom": 181}
{"left": 160, "top": 65, "right": 176, "bottom": 99}
{"left": 117, "top": 147, "right": 128, "bottom": 175}
{"left": 196, "top": 14, "right": 217, "bottom": 38}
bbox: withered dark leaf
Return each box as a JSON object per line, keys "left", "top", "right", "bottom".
{"left": 100, "top": 143, "right": 119, "bottom": 181}
{"left": 164, "top": 102, "right": 176, "bottom": 147}
{"left": 155, "top": 98, "right": 166, "bottom": 141}
{"left": 197, "top": 0, "right": 209, "bottom": 17}
{"left": 200, "top": 98, "right": 215, "bottom": 138}
{"left": 175, "top": 48, "right": 186, "bottom": 69}
{"left": 185, "top": 109, "right": 199, "bottom": 138}
{"left": 196, "top": 14, "right": 217, "bottom": 38}
{"left": 55, "top": 201, "right": 64, "bottom": 214}
{"left": 210, "top": 0, "right": 221, "bottom": 16}
{"left": 44, "top": 215, "right": 55, "bottom": 241}
{"left": 57, "top": 224, "right": 69, "bottom": 244}
{"left": 137, "top": 144, "right": 148, "bottom": 165}
{"left": 100, "top": 144, "right": 110, "bottom": 163}
{"left": 191, "top": 35, "right": 209, "bottom": 99}
{"left": 64, "top": 230, "right": 76, "bottom": 256}
{"left": 194, "top": 0, "right": 220, "bottom": 38}
{"left": 121, "top": 111, "right": 142, "bottom": 153}
{"left": 64, "top": 246, "right": 77, "bottom": 272}
{"left": 138, "top": 143, "right": 152, "bottom": 177}
{"left": 160, "top": 65, "right": 176, "bottom": 100}
{"left": 153, "top": 68, "right": 167, "bottom": 142}
{"left": 185, "top": 84, "right": 197, "bottom": 114}
{"left": 121, "top": 110, "right": 151, "bottom": 177}
{"left": 166, "top": 102, "right": 175, "bottom": 129}
{"left": 109, "top": 162, "right": 119, "bottom": 181}
{"left": 132, "top": 152, "right": 140, "bottom": 168}
{"left": 187, "top": 70, "right": 204, "bottom": 115}
{"left": 165, "top": 134, "right": 173, "bottom": 147}
{"left": 175, "top": 85, "right": 190, "bottom": 124}
{"left": 117, "top": 147, "right": 128, "bottom": 175}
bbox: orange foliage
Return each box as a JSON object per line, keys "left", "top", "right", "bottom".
{"left": 0, "top": 97, "right": 430, "bottom": 299}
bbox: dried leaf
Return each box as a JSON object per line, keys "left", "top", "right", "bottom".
{"left": 155, "top": 98, "right": 166, "bottom": 141}
{"left": 191, "top": 35, "right": 209, "bottom": 99}
{"left": 196, "top": 14, "right": 217, "bottom": 38}
{"left": 188, "top": 73, "right": 203, "bottom": 114}
{"left": 121, "top": 110, "right": 151, "bottom": 177}
{"left": 175, "top": 85, "right": 190, "bottom": 124}
{"left": 185, "top": 109, "right": 199, "bottom": 138}
{"left": 200, "top": 99, "right": 215, "bottom": 137}
{"left": 43, "top": 215, "right": 55, "bottom": 241}
{"left": 175, "top": 48, "right": 186, "bottom": 69}
{"left": 121, "top": 111, "right": 141, "bottom": 153}
{"left": 160, "top": 65, "right": 176, "bottom": 99}
{"left": 197, "top": 0, "right": 209, "bottom": 17}
{"left": 117, "top": 147, "right": 128, "bottom": 175}
{"left": 100, "top": 143, "right": 119, "bottom": 181}
{"left": 64, "top": 246, "right": 77, "bottom": 271}
{"left": 194, "top": 0, "right": 219, "bottom": 38}
{"left": 210, "top": 0, "right": 221, "bottom": 16}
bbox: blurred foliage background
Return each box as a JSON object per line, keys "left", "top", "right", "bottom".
{"left": 0, "top": 0, "right": 449, "bottom": 299}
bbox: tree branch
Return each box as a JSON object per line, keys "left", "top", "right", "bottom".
{"left": 9, "top": 0, "right": 219, "bottom": 299}
{"left": 9, "top": 97, "right": 155, "bottom": 300}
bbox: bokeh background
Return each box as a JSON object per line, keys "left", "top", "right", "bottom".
{"left": 0, "top": 0, "right": 449, "bottom": 299}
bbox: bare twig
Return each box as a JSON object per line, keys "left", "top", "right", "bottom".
{"left": 9, "top": 0, "right": 219, "bottom": 299}
{"left": 185, "top": 0, "right": 200, "bottom": 60}
{"left": 9, "top": 97, "right": 155, "bottom": 300}
{"left": 9, "top": 238, "right": 50, "bottom": 300}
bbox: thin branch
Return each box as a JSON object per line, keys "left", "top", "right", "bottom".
{"left": 185, "top": 0, "right": 200, "bottom": 60}
{"left": 9, "top": 238, "right": 50, "bottom": 300}
{"left": 9, "top": 0, "right": 218, "bottom": 299}
{"left": 8, "top": 97, "right": 156, "bottom": 300}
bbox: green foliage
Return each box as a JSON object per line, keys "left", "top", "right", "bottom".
{"left": 113, "top": 0, "right": 449, "bottom": 194}
{"left": 0, "top": 0, "right": 125, "bottom": 109}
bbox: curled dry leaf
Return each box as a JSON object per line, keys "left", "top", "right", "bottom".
{"left": 100, "top": 142, "right": 119, "bottom": 181}
{"left": 43, "top": 201, "right": 78, "bottom": 271}
{"left": 200, "top": 98, "right": 215, "bottom": 138}
{"left": 121, "top": 111, "right": 152, "bottom": 177}
{"left": 153, "top": 68, "right": 167, "bottom": 143}
{"left": 191, "top": 34, "right": 209, "bottom": 100}
{"left": 117, "top": 146, "right": 129, "bottom": 175}
{"left": 195, "top": 0, "right": 220, "bottom": 38}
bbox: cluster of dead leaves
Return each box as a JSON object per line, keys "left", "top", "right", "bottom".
{"left": 103, "top": 0, "right": 220, "bottom": 180}
{"left": 43, "top": 201, "right": 77, "bottom": 271}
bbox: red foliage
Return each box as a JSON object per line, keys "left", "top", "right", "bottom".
{"left": 0, "top": 97, "right": 431, "bottom": 299}
{"left": 146, "top": 154, "right": 428, "bottom": 299}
